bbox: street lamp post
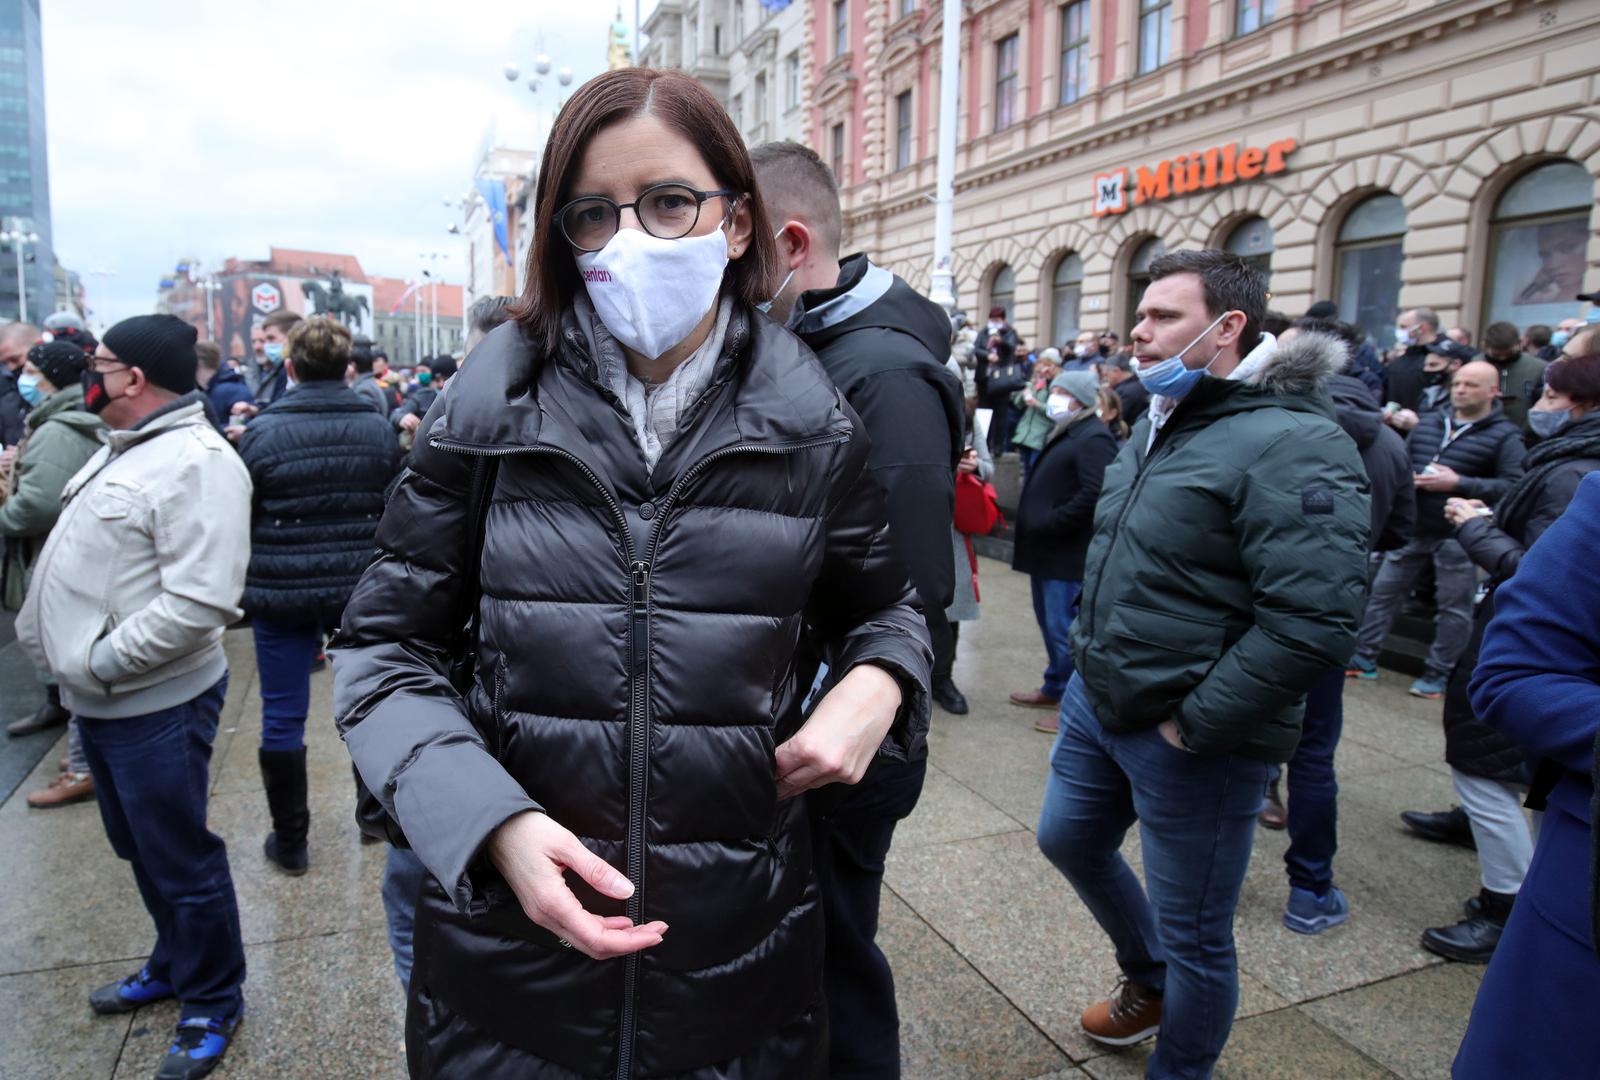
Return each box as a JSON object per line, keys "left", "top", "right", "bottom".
{"left": 0, "top": 217, "right": 39, "bottom": 322}
{"left": 929, "top": 1, "right": 961, "bottom": 315}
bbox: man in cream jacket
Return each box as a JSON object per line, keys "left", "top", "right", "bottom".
{"left": 18, "top": 314, "right": 253, "bottom": 1080}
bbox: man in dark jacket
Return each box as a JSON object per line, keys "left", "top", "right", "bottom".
{"left": 195, "top": 341, "right": 254, "bottom": 426}
{"left": 240, "top": 317, "right": 400, "bottom": 876}
{"left": 972, "top": 306, "right": 1021, "bottom": 454}
{"left": 1036, "top": 251, "right": 1369, "bottom": 1075}
{"left": 1479, "top": 320, "right": 1548, "bottom": 432}
{"left": 753, "top": 139, "right": 963, "bottom": 1080}
{"left": 1270, "top": 334, "right": 1416, "bottom": 933}
{"left": 1102, "top": 351, "right": 1150, "bottom": 423}
{"left": 1008, "top": 370, "right": 1118, "bottom": 732}
{"left": 1384, "top": 306, "right": 1441, "bottom": 411}
{"left": 349, "top": 335, "right": 394, "bottom": 416}
{"left": 1348, "top": 360, "right": 1526, "bottom": 698}
{"left": 0, "top": 320, "right": 39, "bottom": 446}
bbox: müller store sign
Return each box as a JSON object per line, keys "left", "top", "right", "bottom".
{"left": 1093, "top": 138, "right": 1299, "bottom": 216}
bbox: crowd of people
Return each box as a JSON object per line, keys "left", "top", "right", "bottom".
{"left": 0, "top": 63, "right": 1595, "bottom": 1080}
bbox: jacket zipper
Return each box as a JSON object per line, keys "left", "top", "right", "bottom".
{"left": 1079, "top": 430, "right": 1176, "bottom": 643}
{"left": 438, "top": 430, "right": 847, "bottom": 1080}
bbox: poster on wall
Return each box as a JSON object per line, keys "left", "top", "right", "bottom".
{"left": 216, "top": 274, "right": 376, "bottom": 363}
{"left": 1484, "top": 216, "right": 1588, "bottom": 329}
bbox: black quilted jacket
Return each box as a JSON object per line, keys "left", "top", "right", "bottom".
{"left": 331, "top": 302, "right": 931, "bottom": 1079}
{"left": 238, "top": 381, "right": 400, "bottom": 625}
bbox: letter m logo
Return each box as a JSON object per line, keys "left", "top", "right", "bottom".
{"left": 1093, "top": 169, "right": 1128, "bottom": 217}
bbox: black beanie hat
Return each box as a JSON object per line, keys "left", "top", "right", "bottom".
{"left": 102, "top": 314, "right": 198, "bottom": 395}
{"left": 27, "top": 340, "right": 90, "bottom": 392}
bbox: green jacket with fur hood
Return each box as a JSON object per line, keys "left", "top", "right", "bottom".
{"left": 1069, "top": 331, "right": 1371, "bottom": 762}
{"left": 0, "top": 385, "right": 105, "bottom": 609}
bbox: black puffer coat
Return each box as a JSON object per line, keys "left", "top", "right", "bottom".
{"left": 238, "top": 381, "right": 400, "bottom": 625}
{"left": 1443, "top": 412, "right": 1600, "bottom": 781}
{"left": 1010, "top": 410, "right": 1119, "bottom": 581}
{"left": 1327, "top": 373, "right": 1414, "bottom": 551}
{"left": 1405, "top": 403, "right": 1524, "bottom": 537}
{"left": 331, "top": 303, "right": 931, "bottom": 1079}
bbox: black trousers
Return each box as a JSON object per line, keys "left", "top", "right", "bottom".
{"left": 809, "top": 755, "right": 929, "bottom": 1079}
{"left": 928, "top": 608, "right": 958, "bottom": 686}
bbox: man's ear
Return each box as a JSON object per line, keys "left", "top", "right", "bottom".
{"left": 775, "top": 220, "right": 811, "bottom": 272}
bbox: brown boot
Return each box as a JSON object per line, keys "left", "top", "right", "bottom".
{"left": 27, "top": 772, "right": 94, "bottom": 809}
{"left": 1081, "top": 980, "right": 1162, "bottom": 1047}
{"left": 1009, "top": 689, "right": 1060, "bottom": 710}
{"left": 1258, "top": 778, "right": 1287, "bottom": 830}
{"left": 1033, "top": 713, "right": 1060, "bottom": 735}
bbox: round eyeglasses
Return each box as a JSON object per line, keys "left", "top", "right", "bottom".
{"left": 557, "top": 183, "right": 738, "bottom": 253}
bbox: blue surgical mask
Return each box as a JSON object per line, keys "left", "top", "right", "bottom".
{"left": 1395, "top": 325, "right": 1413, "bottom": 347}
{"left": 1134, "top": 311, "right": 1231, "bottom": 400}
{"left": 1551, "top": 330, "right": 1572, "bottom": 348}
{"left": 17, "top": 371, "right": 42, "bottom": 405}
{"left": 1528, "top": 408, "right": 1570, "bottom": 439}
{"left": 263, "top": 342, "right": 285, "bottom": 363}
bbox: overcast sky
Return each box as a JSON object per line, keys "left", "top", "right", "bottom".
{"left": 44, "top": 2, "right": 642, "bottom": 328}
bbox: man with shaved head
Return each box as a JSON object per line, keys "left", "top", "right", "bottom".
{"left": 0, "top": 320, "right": 39, "bottom": 445}
{"left": 1348, "top": 358, "right": 1525, "bottom": 699}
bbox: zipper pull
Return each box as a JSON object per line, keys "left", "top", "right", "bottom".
{"left": 631, "top": 561, "right": 650, "bottom": 606}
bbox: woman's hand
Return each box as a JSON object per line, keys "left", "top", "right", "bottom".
{"left": 775, "top": 664, "right": 902, "bottom": 801}
{"left": 488, "top": 810, "right": 667, "bottom": 960}
{"left": 956, "top": 448, "right": 979, "bottom": 475}
{"left": 1444, "top": 497, "right": 1489, "bottom": 528}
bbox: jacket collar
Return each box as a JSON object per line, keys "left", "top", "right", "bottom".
{"left": 788, "top": 254, "right": 893, "bottom": 336}
{"left": 105, "top": 393, "right": 208, "bottom": 454}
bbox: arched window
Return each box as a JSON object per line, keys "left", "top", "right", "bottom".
{"left": 1484, "top": 161, "right": 1593, "bottom": 331}
{"left": 1050, "top": 253, "right": 1083, "bottom": 346}
{"left": 1334, "top": 193, "right": 1407, "bottom": 350}
{"left": 988, "top": 264, "right": 1015, "bottom": 322}
{"left": 1125, "top": 236, "right": 1165, "bottom": 332}
{"left": 1225, "top": 217, "right": 1274, "bottom": 280}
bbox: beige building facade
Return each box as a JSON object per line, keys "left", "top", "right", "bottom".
{"left": 819, "top": 0, "right": 1600, "bottom": 351}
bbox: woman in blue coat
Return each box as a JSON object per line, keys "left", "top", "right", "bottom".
{"left": 1459, "top": 471, "right": 1600, "bottom": 1077}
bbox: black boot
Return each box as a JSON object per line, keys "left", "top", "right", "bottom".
{"left": 932, "top": 679, "right": 969, "bottom": 715}
{"left": 1399, "top": 806, "right": 1477, "bottom": 850}
{"left": 259, "top": 747, "right": 309, "bottom": 876}
{"left": 1422, "top": 888, "right": 1513, "bottom": 963}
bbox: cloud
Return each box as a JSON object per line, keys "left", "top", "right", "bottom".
{"left": 44, "top": 0, "right": 631, "bottom": 328}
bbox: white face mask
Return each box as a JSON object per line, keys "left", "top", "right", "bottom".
{"left": 1046, "top": 394, "right": 1073, "bottom": 420}
{"left": 755, "top": 227, "right": 795, "bottom": 316}
{"left": 577, "top": 225, "right": 730, "bottom": 360}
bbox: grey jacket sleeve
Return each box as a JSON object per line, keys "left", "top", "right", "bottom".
{"left": 330, "top": 432, "right": 539, "bottom": 912}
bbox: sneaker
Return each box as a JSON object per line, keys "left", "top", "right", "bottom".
{"left": 1033, "top": 713, "right": 1060, "bottom": 735}
{"left": 26, "top": 771, "right": 94, "bottom": 809}
{"left": 155, "top": 1006, "right": 243, "bottom": 1080}
{"left": 1344, "top": 658, "right": 1377, "bottom": 680}
{"left": 1283, "top": 886, "right": 1350, "bottom": 935}
{"left": 88, "top": 966, "right": 176, "bottom": 1015}
{"left": 1408, "top": 673, "right": 1447, "bottom": 699}
{"left": 1009, "top": 689, "right": 1060, "bottom": 710}
{"left": 1080, "top": 980, "right": 1162, "bottom": 1047}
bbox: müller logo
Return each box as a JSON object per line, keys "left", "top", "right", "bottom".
{"left": 581, "top": 269, "right": 614, "bottom": 282}
{"left": 1092, "top": 138, "right": 1297, "bottom": 217}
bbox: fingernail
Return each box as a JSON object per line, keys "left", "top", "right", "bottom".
{"left": 615, "top": 875, "right": 635, "bottom": 897}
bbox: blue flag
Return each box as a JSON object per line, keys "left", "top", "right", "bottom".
{"left": 759, "top": 0, "right": 791, "bottom": 9}
{"left": 475, "top": 178, "right": 512, "bottom": 265}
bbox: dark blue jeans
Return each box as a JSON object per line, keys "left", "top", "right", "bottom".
{"left": 810, "top": 756, "right": 929, "bottom": 1079}
{"left": 1283, "top": 667, "right": 1345, "bottom": 895}
{"left": 76, "top": 676, "right": 246, "bottom": 1019}
{"left": 251, "top": 616, "right": 322, "bottom": 751}
{"left": 381, "top": 845, "right": 430, "bottom": 993}
{"left": 1030, "top": 577, "right": 1081, "bottom": 700}
{"left": 1037, "top": 675, "right": 1268, "bottom": 1080}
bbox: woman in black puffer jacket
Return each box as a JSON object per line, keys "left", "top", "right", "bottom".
{"left": 1420, "top": 353, "right": 1600, "bottom": 962}
{"left": 331, "top": 68, "right": 931, "bottom": 1080}
{"left": 239, "top": 316, "right": 399, "bottom": 875}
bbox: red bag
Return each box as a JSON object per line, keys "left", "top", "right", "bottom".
{"left": 954, "top": 471, "right": 1002, "bottom": 536}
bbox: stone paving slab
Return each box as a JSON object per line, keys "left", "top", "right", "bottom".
{"left": 0, "top": 562, "right": 1489, "bottom": 1077}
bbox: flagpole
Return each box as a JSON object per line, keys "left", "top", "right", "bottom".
{"left": 929, "top": 0, "right": 960, "bottom": 314}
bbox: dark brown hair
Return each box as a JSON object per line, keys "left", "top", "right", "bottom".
{"left": 1545, "top": 352, "right": 1600, "bottom": 406}
{"left": 512, "top": 68, "right": 780, "bottom": 353}
{"left": 262, "top": 310, "right": 303, "bottom": 336}
{"left": 195, "top": 340, "right": 222, "bottom": 371}
{"left": 1148, "top": 249, "right": 1267, "bottom": 356}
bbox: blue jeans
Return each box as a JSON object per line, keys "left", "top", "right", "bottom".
{"left": 1037, "top": 675, "right": 1268, "bottom": 1079}
{"left": 251, "top": 616, "right": 322, "bottom": 751}
{"left": 1030, "top": 577, "right": 1081, "bottom": 700}
{"left": 1284, "top": 667, "right": 1344, "bottom": 895}
{"left": 381, "top": 845, "right": 430, "bottom": 992}
{"left": 77, "top": 676, "right": 246, "bottom": 1019}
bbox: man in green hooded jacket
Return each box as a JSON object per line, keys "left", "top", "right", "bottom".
{"left": 1035, "top": 250, "right": 1370, "bottom": 1077}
